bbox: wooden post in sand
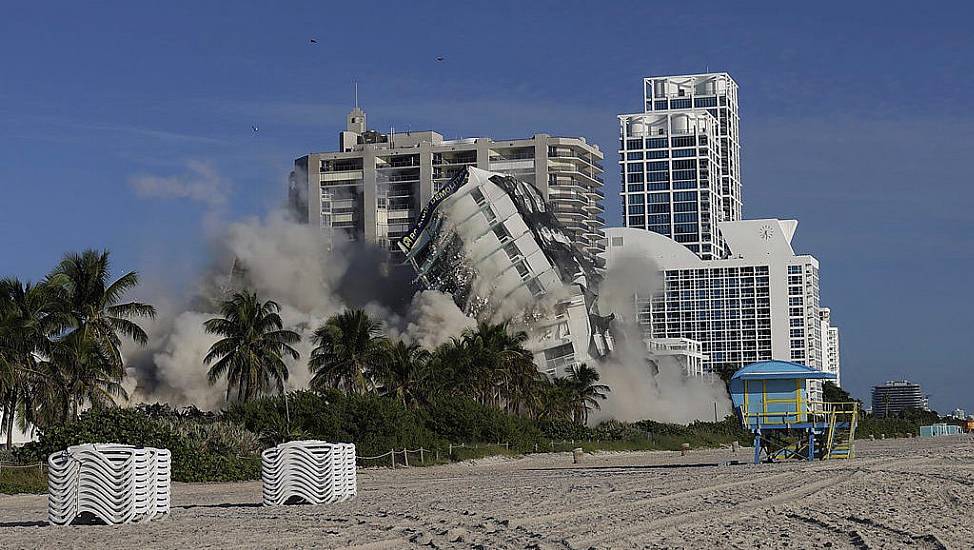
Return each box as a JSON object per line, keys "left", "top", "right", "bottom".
{"left": 403, "top": 449, "right": 409, "bottom": 467}
{"left": 390, "top": 450, "right": 395, "bottom": 469}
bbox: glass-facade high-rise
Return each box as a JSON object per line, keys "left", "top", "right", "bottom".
{"left": 618, "top": 111, "right": 724, "bottom": 260}
{"left": 643, "top": 73, "right": 741, "bottom": 222}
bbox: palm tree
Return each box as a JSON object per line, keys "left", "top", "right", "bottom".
{"left": 374, "top": 340, "right": 431, "bottom": 408}
{"left": 0, "top": 278, "right": 62, "bottom": 444}
{"left": 48, "top": 249, "right": 156, "bottom": 371}
{"left": 459, "top": 321, "right": 536, "bottom": 408}
{"left": 308, "top": 309, "right": 386, "bottom": 395}
{"left": 48, "top": 336, "right": 129, "bottom": 419}
{"left": 204, "top": 291, "right": 301, "bottom": 402}
{"left": 567, "top": 363, "right": 611, "bottom": 425}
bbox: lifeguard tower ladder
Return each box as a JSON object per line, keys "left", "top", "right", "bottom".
{"left": 730, "top": 361, "right": 858, "bottom": 464}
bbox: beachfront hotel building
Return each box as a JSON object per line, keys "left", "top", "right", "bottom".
{"left": 290, "top": 107, "right": 606, "bottom": 266}
{"left": 604, "top": 219, "right": 829, "bottom": 375}
{"left": 619, "top": 73, "right": 741, "bottom": 260}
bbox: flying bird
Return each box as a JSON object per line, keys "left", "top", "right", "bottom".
{"left": 310, "top": 38, "right": 318, "bottom": 44}
{"left": 434, "top": 56, "right": 445, "bottom": 63}
{"left": 252, "top": 125, "right": 259, "bottom": 133}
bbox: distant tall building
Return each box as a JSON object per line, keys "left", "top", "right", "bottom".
{"left": 819, "top": 308, "right": 841, "bottom": 386}
{"left": 871, "top": 380, "right": 928, "bottom": 418}
{"left": 291, "top": 108, "right": 606, "bottom": 266}
{"left": 643, "top": 73, "right": 741, "bottom": 222}
{"left": 619, "top": 73, "right": 740, "bottom": 260}
{"left": 604, "top": 219, "right": 828, "bottom": 374}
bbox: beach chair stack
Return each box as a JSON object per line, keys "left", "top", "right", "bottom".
{"left": 261, "top": 440, "right": 357, "bottom": 506}
{"left": 47, "top": 444, "right": 172, "bottom": 525}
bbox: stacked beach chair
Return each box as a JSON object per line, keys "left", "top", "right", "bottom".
{"left": 47, "top": 444, "right": 171, "bottom": 525}
{"left": 261, "top": 441, "right": 357, "bottom": 505}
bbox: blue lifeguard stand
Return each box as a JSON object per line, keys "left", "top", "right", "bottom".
{"left": 730, "top": 361, "right": 858, "bottom": 464}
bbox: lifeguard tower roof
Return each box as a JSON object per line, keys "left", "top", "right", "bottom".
{"left": 731, "top": 360, "right": 836, "bottom": 381}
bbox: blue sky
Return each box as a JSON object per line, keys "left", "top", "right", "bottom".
{"left": 1, "top": 1, "right": 972, "bottom": 412}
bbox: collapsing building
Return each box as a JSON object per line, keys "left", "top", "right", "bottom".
{"left": 398, "top": 166, "right": 614, "bottom": 376}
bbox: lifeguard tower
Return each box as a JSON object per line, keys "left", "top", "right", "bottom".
{"left": 730, "top": 360, "right": 858, "bottom": 464}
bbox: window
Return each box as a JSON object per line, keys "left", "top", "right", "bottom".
{"left": 646, "top": 138, "right": 668, "bottom": 149}
{"left": 626, "top": 151, "right": 644, "bottom": 160}
{"left": 694, "top": 97, "right": 717, "bottom": 108}
{"left": 647, "top": 161, "right": 668, "bottom": 171}
{"left": 492, "top": 224, "right": 512, "bottom": 242}
{"left": 502, "top": 242, "right": 520, "bottom": 259}
{"left": 627, "top": 183, "right": 644, "bottom": 192}
{"left": 671, "top": 98, "right": 691, "bottom": 109}
{"left": 526, "top": 278, "right": 544, "bottom": 297}
{"left": 672, "top": 136, "right": 696, "bottom": 147}
{"left": 626, "top": 139, "right": 642, "bottom": 149}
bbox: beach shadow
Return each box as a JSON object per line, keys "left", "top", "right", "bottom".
{"left": 176, "top": 502, "right": 263, "bottom": 510}
{"left": 0, "top": 520, "right": 47, "bottom": 528}
{"left": 526, "top": 461, "right": 745, "bottom": 472}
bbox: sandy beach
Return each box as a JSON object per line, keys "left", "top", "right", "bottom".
{"left": 1, "top": 436, "right": 971, "bottom": 549}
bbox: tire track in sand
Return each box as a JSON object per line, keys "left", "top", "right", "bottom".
{"left": 567, "top": 471, "right": 861, "bottom": 549}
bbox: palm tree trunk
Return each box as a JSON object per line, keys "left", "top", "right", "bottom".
{"left": 4, "top": 405, "right": 14, "bottom": 449}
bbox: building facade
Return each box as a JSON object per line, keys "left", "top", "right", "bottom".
{"left": 871, "top": 380, "right": 928, "bottom": 417}
{"left": 291, "top": 108, "right": 605, "bottom": 266}
{"left": 819, "top": 308, "right": 841, "bottom": 386}
{"left": 618, "top": 110, "right": 725, "bottom": 259}
{"left": 397, "top": 167, "right": 613, "bottom": 377}
{"left": 619, "top": 73, "right": 741, "bottom": 261}
{"left": 604, "top": 219, "right": 829, "bottom": 375}
{"left": 642, "top": 73, "right": 741, "bottom": 222}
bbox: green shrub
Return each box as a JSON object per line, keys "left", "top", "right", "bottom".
{"left": 16, "top": 406, "right": 262, "bottom": 483}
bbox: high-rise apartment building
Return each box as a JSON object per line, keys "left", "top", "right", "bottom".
{"left": 604, "top": 219, "right": 828, "bottom": 374}
{"left": 290, "top": 108, "right": 606, "bottom": 266}
{"left": 618, "top": 111, "right": 724, "bottom": 259}
{"left": 871, "top": 380, "right": 928, "bottom": 417}
{"left": 619, "top": 73, "right": 741, "bottom": 261}
{"left": 643, "top": 73, "right": 741, "bottom": 222}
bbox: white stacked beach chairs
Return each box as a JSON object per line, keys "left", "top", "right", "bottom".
{"left": 261, "top": 440, "right": 357, "bottom": 506}
{"left": 47, "top": 444, "right": 171, "bottom": 525}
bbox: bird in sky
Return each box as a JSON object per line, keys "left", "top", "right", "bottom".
{"left": 434, "top": 56, "right": 445, "bottom": 63}
{"left": 252, "top": 125, "right": 259, "bottom": 133}
{"left": 310, "top": 38, "right": 318, "bottom": 44}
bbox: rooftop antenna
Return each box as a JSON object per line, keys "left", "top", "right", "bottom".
{"left": 354, "top": 81, "right": 359, "bottom": 109}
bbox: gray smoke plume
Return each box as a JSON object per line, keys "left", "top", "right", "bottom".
{"left": 592, "top": 254, "right": 733, "bottom": 425}
{"left": 124, "top": 207, "right": 474, "bottom": 410}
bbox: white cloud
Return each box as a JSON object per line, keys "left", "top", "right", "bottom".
{"left": 129, "top": 160, "right": 230, "bottom": 208}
